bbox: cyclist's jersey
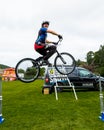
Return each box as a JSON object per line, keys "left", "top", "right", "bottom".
{"left": 35, "top": 27, "right": 47, "bottom": 44}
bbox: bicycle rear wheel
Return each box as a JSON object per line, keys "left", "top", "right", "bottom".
{"left": 15, "top": 58, "right": 40, "bottom": 83}
{"left": 54, "top": 52, "right": 76, "bottom": 75}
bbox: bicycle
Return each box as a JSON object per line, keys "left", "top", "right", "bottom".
{"left": 15, "top": 38, "right": 76, "bottom": 83}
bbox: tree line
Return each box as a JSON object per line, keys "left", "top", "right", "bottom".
{"left": 0, "top": 64, "right": 10, "bottom": 69}
{"left": 76, "top": 44, "right": 104, "bottom": 76}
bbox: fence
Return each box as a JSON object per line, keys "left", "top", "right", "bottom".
{"left": 0, "top": 77, "right": 4, "bottom": 123}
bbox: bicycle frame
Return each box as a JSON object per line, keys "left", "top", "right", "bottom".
{"left": 15, "top": 38, "right": 76, "bottom": 83}
{"left": 54, "top": 39, "right": 66, "bottom": 64}
{"left": 36, "top": 38, "right": 65, "bottom": 65}
{"left": 55, "top": 50, "right": 66, "bottom": 64}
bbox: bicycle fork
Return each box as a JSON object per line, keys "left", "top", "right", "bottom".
{"left": 56, "top": 51, "right": 66, "bottom": 64}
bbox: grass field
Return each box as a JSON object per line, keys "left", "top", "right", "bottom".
{"left": 0, "top": 80, "right": 104, "bottom": 130}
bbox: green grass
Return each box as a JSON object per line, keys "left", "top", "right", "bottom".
{"left": 0, "top": 80, "right": 104, "bottom": 130}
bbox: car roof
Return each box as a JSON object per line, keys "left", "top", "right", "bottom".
{"left": 75, "top": 67, "right": 88, "bottom": 70}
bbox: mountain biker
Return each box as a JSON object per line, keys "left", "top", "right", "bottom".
{"left": 34, "top": 21, "right": 62, "bottom": 65}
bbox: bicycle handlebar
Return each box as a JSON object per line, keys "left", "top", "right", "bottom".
{"left": 52, "top": 38, "right": 63, "bottom": 45}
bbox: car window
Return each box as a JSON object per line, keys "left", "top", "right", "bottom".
{"left": 68, "top": 69, "right": 77, "bottom": 77}
{"left": 79, "top": 69, "right": 91, "bottom": 77}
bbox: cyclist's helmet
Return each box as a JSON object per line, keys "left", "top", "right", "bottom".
{"left": 41, "top": 21, "right": 50, "bottom": 27}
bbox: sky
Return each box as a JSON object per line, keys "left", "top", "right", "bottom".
{"left": 0, "top": 0, "right": 104, "bottom": 67}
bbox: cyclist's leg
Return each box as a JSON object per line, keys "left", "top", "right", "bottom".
{"left": 35, "top": 45, "right": 56, "bottom": 66}
{"left": 35, "top": 45, "right": 46, "bottom": 61}
{"left": 43, "top": 45, "right": 56, "bottom": 60}
{"left": 34, "top": 43, "right": 46, "bottom": 60}
{"left": 35, "top": 48, "right": 50, "bottom": 65}
{"left": 36, "top": 45, "right": 56, "bottom": 60}
{"left": 36, "top": 48, "right": 47, "bottom": 56}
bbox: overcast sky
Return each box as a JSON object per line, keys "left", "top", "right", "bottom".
{"left": 0, "top": 0, "right": 104, "bottom": 67}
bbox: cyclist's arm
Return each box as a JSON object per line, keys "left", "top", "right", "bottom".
{"left": 47, "top": 29, "right": 59, "bottom": 36}
{"left": 46, "top": 29, "right": 62, "bottom": 43}
{"left": 45, "top": 40, "right": 53, "bottom": 43}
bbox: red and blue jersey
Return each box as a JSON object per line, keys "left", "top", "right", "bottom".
{"left": 35, "top": 27, "right": 47, "bottom": 44}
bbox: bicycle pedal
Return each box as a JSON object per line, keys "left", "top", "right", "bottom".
{"left": 42, "top": 62, "right": 47, "bottom": 66}
{"left": 38, "top": 61, "right": 43, "bottom": 66}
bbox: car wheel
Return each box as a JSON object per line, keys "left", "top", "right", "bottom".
{"left": 95, "top": 82, "right": 104, "bottom": 91}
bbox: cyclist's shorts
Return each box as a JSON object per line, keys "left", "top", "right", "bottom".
{"left": 34, "top": 43, "right": 45, "bottom": 50}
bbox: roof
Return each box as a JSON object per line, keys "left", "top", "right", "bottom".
{"left": 4, "top": 68, "right": 15, "bottom": 71}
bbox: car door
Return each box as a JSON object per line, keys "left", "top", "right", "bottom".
{"left": 78, "top": 68, "right": 95, "bottom": 88}
{"left": 68, "top": 68, "right": 82, "bottom": 87}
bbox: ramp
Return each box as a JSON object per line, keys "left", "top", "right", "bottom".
{"left": 46, "top": 66, "right": 78, "bottom": 100}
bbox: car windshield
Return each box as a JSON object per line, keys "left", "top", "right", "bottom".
{"left": 79, "top": 69, "right": 92, "bottom": 77}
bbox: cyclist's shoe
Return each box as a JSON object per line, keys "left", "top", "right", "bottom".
{"left": 43, "top": 60, "right": 52, "bottom": 66}
{"left": 35, "top": 56, "right": 43, "bottom": 62}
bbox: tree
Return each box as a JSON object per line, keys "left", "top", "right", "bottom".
{"left": 85, "top": 45, "right": 104, "bottom": 76}
{"left": 86, "top": 51, "right": 95, "bottom": 65}
{"left": 94, "top": 45, "right": 104, "bottom": 67}
{"left": 39, "top": 67, "right": 45, "bottom": 76}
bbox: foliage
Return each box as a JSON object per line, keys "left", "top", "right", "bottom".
{"left": 94, "top": 45, "right": 104, "bottom": 67}
{"left": 76, "top": 59, "right": 85, "bottom": 66}
{"left": 95, "top": 67, "right": 104, "bottom": 77}
{"left": 82, "top": 44, "right": 104, "bottom": 75}
{"left": 39, "top": 67, "right": 45, "bottom": 76}
{"left": 18, "top": 68, "right": 24, "bottom": 73}
{"left": 86, "top": 51, "right": 95, "bottom": 65}
{"left": 0, "top": 64, "right": 10, "bottom": 69}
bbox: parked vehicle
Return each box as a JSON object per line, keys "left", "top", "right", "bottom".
{"left": 68, "top": 67, "right": 104, "bottom": 90}
{"left": 42, "top": 66, "right": 104, "bottom": 93}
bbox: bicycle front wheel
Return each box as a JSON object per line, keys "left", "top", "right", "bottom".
{"left": 15, "top": 58, "right": 40, "bottom": 83}
{"left": 54, "top": 52, "right": 76, "bottom": 75}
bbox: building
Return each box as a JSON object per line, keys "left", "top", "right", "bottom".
{"left": 0, "top": 69, "right": 4, "bottom": 76}
{"left": 2, "top": 68, "right": 16, "bottom": 81}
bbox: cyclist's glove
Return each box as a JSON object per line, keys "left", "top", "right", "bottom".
{"left": 52, "top": 42, "right": 58, "bottom": 45}
{"left": 58, "top": 35, "right": 63, "bottom": 39}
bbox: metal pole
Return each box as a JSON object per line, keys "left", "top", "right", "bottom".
{"left": 0, "top": 77, "right": 4, "bottom": 124}
{"left": 99, "top": 75, "right": 104, "bottom": 121}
